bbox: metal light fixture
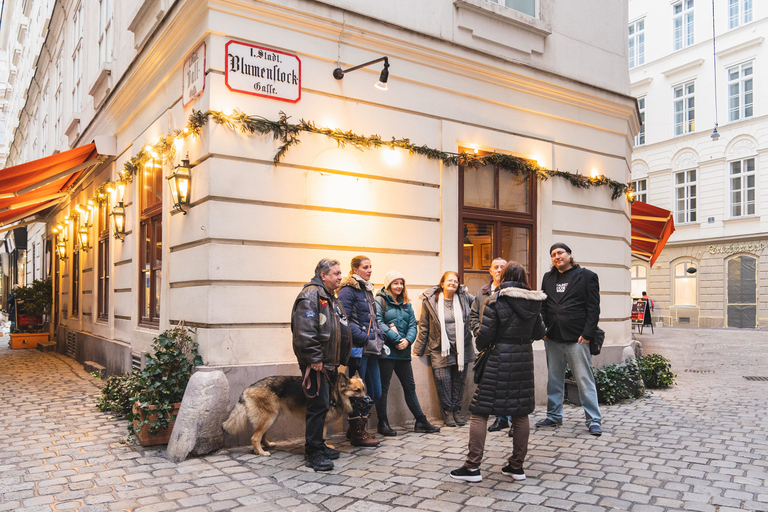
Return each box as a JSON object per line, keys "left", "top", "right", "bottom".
{"left": 112, "top": 201, "right": 126, "bottom": 241}
{"left": 333, "top": 56, "right": 389, "bottom": 91}
{"left": 168, "top": 155, "right": 192, "bottom": 214}
{"left": 57, "top": 239, "right": 68, "bottom": 260}
{"left": 77, "top": 225, "right": 91, "bottom": 252}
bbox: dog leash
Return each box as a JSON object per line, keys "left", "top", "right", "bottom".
{"left": 302, "top": 365, "right": 330, "bottom": 399}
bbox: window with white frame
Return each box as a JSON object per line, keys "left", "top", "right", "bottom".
{"left": 729, "top": 0, "right": 753, "bottom": 29}
{"left": 674, "top": 81, "right": 695, "bottom": 135}
{"left": 98, "top": 0, "right": 114, "bottom": 66}
{"left": 673, "top": 0, "right": 694, "bottom": 51}
{"left": 630, "top": 264, "right": 648, "bottom": 299}
{"left": 730, "top": 158, "right": 755, "bottom": 217}
{"left": 673, "top": 260, "right": 698, "bottom": 306}
{"left": 55, "top": 50, "right": 63, "bottom": 145}
{"left": 675, "top": 169, "right": 697, "bottom": 224}
{"left": 486, "top": 0, "right": 536, "bottom": 17}
{"left": 633, "top": 178, "right": 648, "bottom": 203}
{"left": 635, "top": 96, "right": 646, "bottom": 146}
{"left": 728, "top": 62, "right": 753, "bottom": 122}
{"left": 72, "top": 2, "right": 83, "bottom": 113}
{"left": 629, "top": 18, "right": 645, "bottom": 69}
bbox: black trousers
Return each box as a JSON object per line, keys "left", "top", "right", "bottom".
{"left": 300, "top": 365, "right": 337, "bottom": 454}
{"left": 375, "top": 358, "right": 425, "bottom": 421}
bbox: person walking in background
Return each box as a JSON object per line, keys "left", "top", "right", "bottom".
{"left": 450, "top": 261, "right": 546, "bottom": 483}
{"left": 537, "top": 243, "right": 603, "bottom": 436}
{"left": 641, "top": 291, "right": 654, "bottom": 311}
{"left": 374, "top": 270, "right": 441, "bottom": 435}
{"left": 413, "top": 271, "right": 474, "bottom": 427}
{"left": 469, "top": 257, "right": 512, "bottom": 436}
{"left": 291, "top": 259, "right": 351, "bottom": 471}
{"left": 338, "top": 255, "right": 383, "bottom": 447}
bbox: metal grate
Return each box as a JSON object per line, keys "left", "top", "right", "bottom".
{"left": 685, "top": 368, "right": 715, "bottom": 374}
{"left": 65, "top": 332, "right": 77, "bottom": 359}
{"left": 743, "top": 376, "right": 768, "bottom": 381}
{"left": 131, "top": 352, "right": 145, "bottom": 370}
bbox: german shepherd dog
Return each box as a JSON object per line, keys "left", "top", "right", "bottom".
{"left": 222, "top": 371, "right": 366, "bottom": 456}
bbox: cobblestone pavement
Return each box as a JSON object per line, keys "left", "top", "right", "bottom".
{"left": 1, "top": 327, "right": 768, "bottom": 512}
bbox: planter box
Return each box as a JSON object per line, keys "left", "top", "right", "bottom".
{"left": 132, "top": 402, "right": 181, "bottom": 446}
{"left": 11, "top": 332, "right": 49, "bottom": 349}
{"left": 564, "top": 379, "right": 581, "bottom": 405}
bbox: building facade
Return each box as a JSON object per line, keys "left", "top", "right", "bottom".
{"left": 1, "top": 0, "right": 638, "bottom": 432}
{"left": 629, "top": 0, "right": 767, "bottom": 328}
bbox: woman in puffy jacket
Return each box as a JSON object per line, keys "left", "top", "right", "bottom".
{"left": 449, "top": 261, "right": 546, "bottom": 484}
{"left": 374, "top": 270, "right": 441, "bottom": 436}
{"left": 412, "top": 271, "right": 474, "bottom": 428}
{"left": 337, "top": 255, "right": 382, "bottom": 447}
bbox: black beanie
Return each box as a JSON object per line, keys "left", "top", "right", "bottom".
{"left": 550, "top": 243, "right": 572, "bottom": 254}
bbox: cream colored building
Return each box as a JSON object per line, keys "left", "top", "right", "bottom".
{"left": 2, "top": 0, "right": 638, "bottom": 432}
{"left": 629, "top": 0, "right": 767, "bottom": 328}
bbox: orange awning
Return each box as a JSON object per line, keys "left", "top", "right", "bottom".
{"left": 631, "top": 201, "right": 675, "bottom": 267}
{"left": 0, "top": 144, "right": 99, "bottom": 226}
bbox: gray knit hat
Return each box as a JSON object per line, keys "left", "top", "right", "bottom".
{"left": 383, "top": 270, "right": 406, "bottom": 290}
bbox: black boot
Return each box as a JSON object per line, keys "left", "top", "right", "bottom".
{"left": 378, "top": 418, "right": 397, "bottom": 436}
{"left": 305, "top": 450, "right": 334, "bottom": 471}
{"left": 488, "top": 417, "right": 509, "bottom": 432}
{"left": 414, "top": 416, "right": 441, "bottom": 433}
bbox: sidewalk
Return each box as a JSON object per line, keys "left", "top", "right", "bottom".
{"left": 1, "top": 327, "right": 767, "bottom": 512}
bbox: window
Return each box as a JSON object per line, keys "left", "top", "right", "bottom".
{"left": 630, "top": 264, "right": 648, "bottom": 298}
{"left": 727, "top": 62, "right": 753, "bottom": 122}
{"left": 487, "top": 0, "right": 535, "bottom": 17}
{"left": 72, "top": 3, "right": 83, "bottom": 113}
{"left": 41, "top": 86, "right": 48, "bottom": 156}
{"left": 633, "top": 179, "right": 647, "bottom": 203}
{"left": 673, "top": 0, "right": 694, "bottom": 51}
{"left": 675, "top": 169, "right": 697, "bottom": 224}
{"left": 635, "top": 96, "right": 646, "bottom": 146}
{"left": 629, "top": 19, "right": 645, "bottom": 69}
{"left": 139, "top": 158, "right": 163, "bottom": 325}
{"left": 673, "top": 261, "right": 697, "bottom": 306}
{"left": 729, "top": 0, "right": 753, "bottom": 29}
{"left": 55, "top": 50, "right": 63, "bottom": 145}
{"left": 730, "top": 158, "right": 755, "bottom": 217}
{"left": 459, "top": 153, "right": 537, "bottom": 295}
{"left": 98, "top": 0, "right": 114, "bottom": 66}
{"left": 673, "top": 81, "right": 695, "bottom": 135}
{"left": 97, "top": 201, "right": 110, "bottom": 321}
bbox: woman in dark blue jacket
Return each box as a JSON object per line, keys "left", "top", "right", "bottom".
{"left": 338, "top": 255, "right": 383, "bottom": 447}
{"left": 374, "top": 270, "right": 441, "bottom": 436}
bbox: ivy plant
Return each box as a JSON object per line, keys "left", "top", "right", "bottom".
{"left": 97, "top": 371, "right": 142, "bottom": 417}
{"left": 637, "top": 353, "right": 676, "bottom": 388}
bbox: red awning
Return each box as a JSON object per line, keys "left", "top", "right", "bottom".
{"left": 0, "top": 144, "right": 99, "bottom": 226}
{"left": 631, "top": 201, "right": 675, "bottom": 266}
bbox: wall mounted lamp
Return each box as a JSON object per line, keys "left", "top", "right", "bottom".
{"left": 112, "top": 201, "right": 126, "bottom": 241}
{"left": 333, "top": 56, "right": 389, "bottom": 90}
{"left": 168, "top": 155, "right": 192, "bottom": 214}
{"left": 57, "top": 239, "right": 68, "bottom": 261}
{"left": 77, "top": 225, "right": 91, "bottom": 252}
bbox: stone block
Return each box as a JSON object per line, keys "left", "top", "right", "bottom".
{"left": 83, "top": 361, "right": 107, "bottom": 379}
{"left": 166, "top": 370, "right": 229, "bottom": 462}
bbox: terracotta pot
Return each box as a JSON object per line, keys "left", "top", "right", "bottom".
{"left": 132, "top": 401, "right": 181, "bottom": 446}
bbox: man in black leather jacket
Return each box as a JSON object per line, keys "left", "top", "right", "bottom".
{"left": 536, "top": 243, "right": 603, "bottom": 436}
{"left": 291, "top": 258, "right": 351, "bottom": 470}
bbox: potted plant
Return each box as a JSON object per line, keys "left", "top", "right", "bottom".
{"left": 10, "top": 277, "right": 52, "bottom": 349}
{"left": 127, "top": 326, "right": 203, "bottom": 446}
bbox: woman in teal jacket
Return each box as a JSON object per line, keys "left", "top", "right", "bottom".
{"left": 374, "top": 270, "right": 441, "bottom": 435}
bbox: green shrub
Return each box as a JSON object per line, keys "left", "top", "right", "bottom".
{"left": 97, "top": 371, "right": 142, "bottom": 416}
{"left": 638, "top": 353, "right": 676, "bottom": 388}
{"left": 593, "top": 358, "right": 646, "bottom": 405}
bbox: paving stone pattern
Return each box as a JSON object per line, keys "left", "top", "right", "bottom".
{"left": 1, "top": 328, "right": 767, "bottom": 511}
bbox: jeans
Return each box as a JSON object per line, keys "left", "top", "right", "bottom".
{"left": 432, "top": 365, "right": 467, "bottom": 412}
{"left": 544, "top": 340, "right": 602, "bottom": 427}
{"left": 348, "top": 356, "right": 382, "bottom": 403}
{"left": 466, "top": 413, "right": 529, "bottom": 470}
{"left": 299, "top": 365, "right": 336, "bottom": 454}
{"left": 375, "top": 359, "right": 425, "bottom": 421}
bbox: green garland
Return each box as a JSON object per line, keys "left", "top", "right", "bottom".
{"left": 118, "top": 109, "right": 632, "bottom": 201}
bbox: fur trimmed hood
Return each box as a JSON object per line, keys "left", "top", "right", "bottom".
{"left": 339, "top": 276, "right": 362, "bottom": 290}
{"left": 497, "top": 287, "right": 547, "bottom": 301}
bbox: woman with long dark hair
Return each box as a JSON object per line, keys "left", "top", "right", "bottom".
{"left": 412, "top": 271, "right": 474, "bottom": 427}
{"left": 450, "top": 261, "right": 546, "bottom": 483}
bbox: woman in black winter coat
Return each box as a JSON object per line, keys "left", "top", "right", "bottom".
{"left": 450, "top": 262, "right": 546, "bottom": 483}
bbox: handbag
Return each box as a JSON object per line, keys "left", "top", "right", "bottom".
{"left": 362, "top": 297, "right": 386, "bottom": 356}
{"left": 589, "top": 327, "right": 605, "bottom": 356}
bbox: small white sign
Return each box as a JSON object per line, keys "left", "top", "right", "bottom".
{"left": 225, "top": 40, "right": 301, "bottom": 103}
{"left": 182, "top": 42, "right": 206, "bottom": 107}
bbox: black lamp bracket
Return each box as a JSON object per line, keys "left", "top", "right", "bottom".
{"left": 333, "top": 56, "right": 388, "bottom": 80}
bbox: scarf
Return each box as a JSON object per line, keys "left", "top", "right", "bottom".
{"left": 352, "top": 274, "right": 374, "bottom": 292}
{"left": 437, "top": 292, "right": 465, "bottom": 371}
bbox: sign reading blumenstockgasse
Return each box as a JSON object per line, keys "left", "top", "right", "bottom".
{"left": 225, "top": 40, "right": 301, "bottom": 103}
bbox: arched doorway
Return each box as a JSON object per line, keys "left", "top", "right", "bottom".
{"left": 726, "top": 255, "right": 757, "bottom": 328}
